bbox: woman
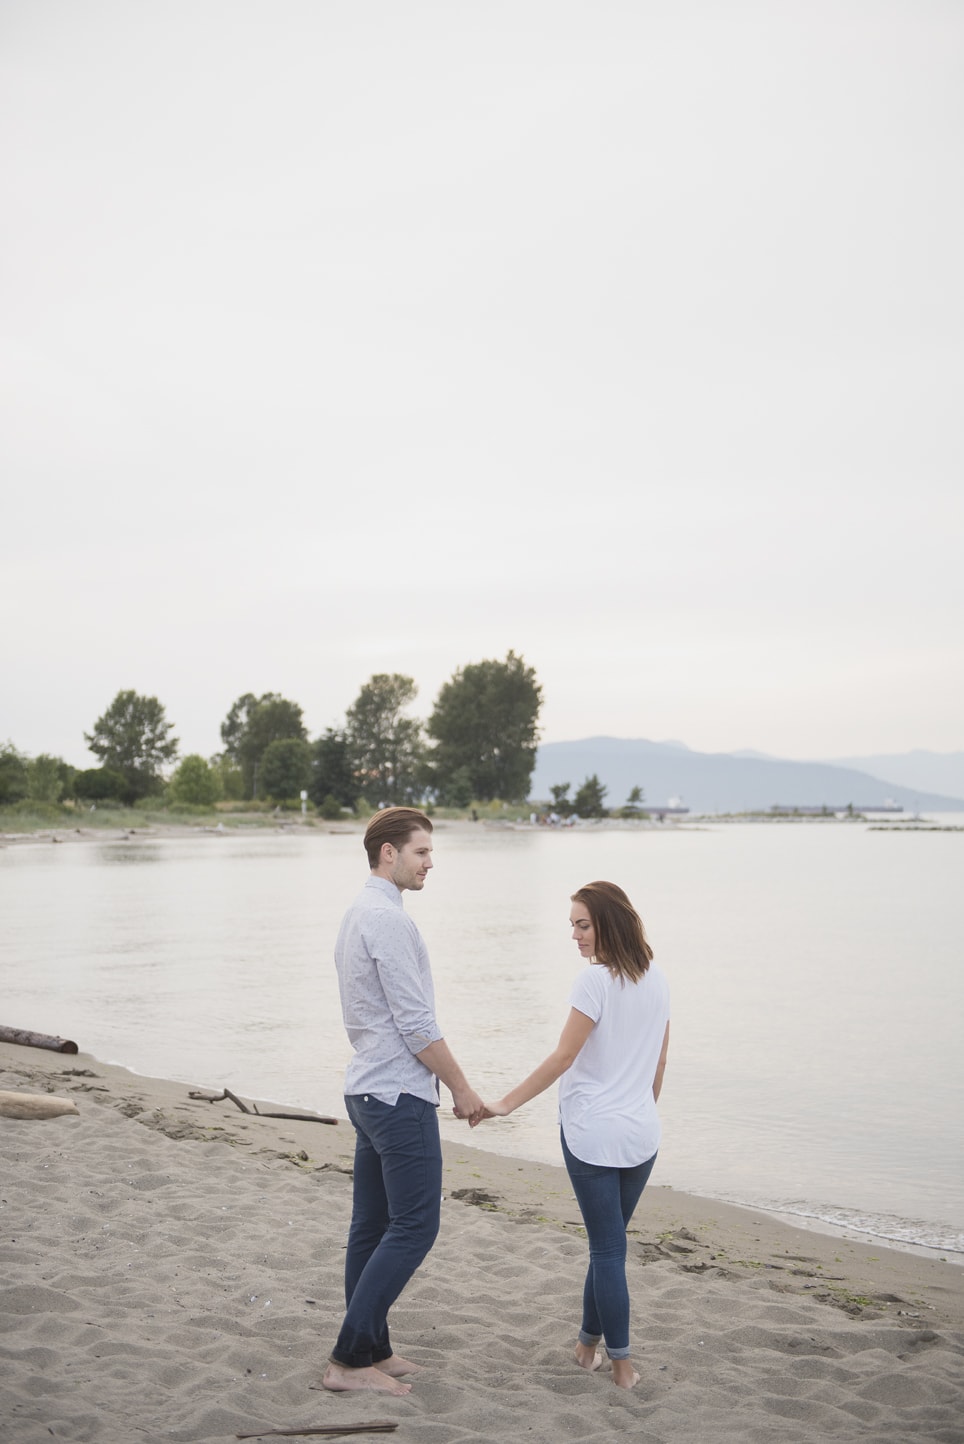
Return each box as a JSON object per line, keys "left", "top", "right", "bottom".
{"left": 475, "top": 881, "right": 670, "bottom": 1389}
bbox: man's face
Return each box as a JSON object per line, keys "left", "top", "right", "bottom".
{"left": 386, "top": 829, "right": 434, "bottom": 891}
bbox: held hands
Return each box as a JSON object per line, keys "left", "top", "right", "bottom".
{"left": 451, "top": 1086, "right": 486, "bottom": 1127}
{"left": 470, "top": 1100, "right": 511, "bottom": 1127}
{"left": 468, "top": 1100, "right": 511, "bottom": 1127}
{"left": 451, "top": 1088, "right": 513, "bottom": 1127}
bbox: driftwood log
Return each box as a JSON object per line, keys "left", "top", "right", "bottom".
{"left": 188, "top": 1087, "right": 338, "bottom": 1125}
{"left": 236, "top": 1424, "right": 397, "bottom": 1439}
{"left": 0, "top": 1025, "right": 78, "bottom": 1054}
{"left": 0, "top": 1090, "right": 80, "bottom": 1119}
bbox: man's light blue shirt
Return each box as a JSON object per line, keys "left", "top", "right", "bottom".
{"left": 334, "top": 875, "right": 443, "bottom": 1106}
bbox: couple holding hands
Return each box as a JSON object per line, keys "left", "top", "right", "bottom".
{"left": 322, "top": 807, "right": 670, "bottom": 1397}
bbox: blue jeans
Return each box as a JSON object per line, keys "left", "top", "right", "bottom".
{"left": 330, "top": 1092, "right": 442, "bottom": 1369}
{"left": 561, "top": 1129, "right": 657, "bottom": 1360}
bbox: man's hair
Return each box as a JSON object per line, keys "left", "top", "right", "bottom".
{"left": 364, "top": 807, "right": 434, "bottom": 868}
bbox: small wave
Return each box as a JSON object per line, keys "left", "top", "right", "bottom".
{"left": 723, "top": 1195, "right": 964, "bottom": 1258}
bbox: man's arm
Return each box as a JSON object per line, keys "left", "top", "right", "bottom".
{"left": 415, "top": 1038, "right": 485, "bottom": 1124}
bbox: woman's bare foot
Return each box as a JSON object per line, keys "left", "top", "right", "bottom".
{"left": 374, "top": 1353, "right": 421, "bottom": 1378}
{"left": 322, "top": 1362, "right": 412, "bottom": 1395}
{"left": 574, "top": 1342, "right": 603, "bottom": 1373}
{"left": 611, "top": 1359, "right": 640, "bottom": 1389}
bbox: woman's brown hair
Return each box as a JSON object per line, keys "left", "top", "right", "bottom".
{"left": 571, "top": 880, "right": 653, "bottom": 983}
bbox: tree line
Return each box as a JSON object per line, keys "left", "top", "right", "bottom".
{"left": 1, "top": 652, "right": 548, "bottom": 815}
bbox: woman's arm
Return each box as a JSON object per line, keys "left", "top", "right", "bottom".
{"left": 652, "top": 1020, "right": 670, "bottom": 1102}
{"left": 473, "top": 1008, "right": 596, "bottom": 1123}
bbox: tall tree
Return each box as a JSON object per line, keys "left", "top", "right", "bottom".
{"left": 260, "top": 738, "right": 312, "bottom": 800}
{"left": 573, "top": 774, "right": 609, "bottom": 818}
{"left": 345, "top": 674, "right": 424, "bottom": 806}
{"left": 0, "top": 742, "right": 29, "bottom": 805}
{"left": 208, "top": 753, "right": 244, "bottom": 801}
{"left": 309, "top": 728, "right": 357, "bottom": 810}
{"left": 220, "top": 692, "right": 307, "bottom": 798}
{"left": 84, "top": 690, "right": 178, "bottom": 803}
{"left": 72, "top": 767, "right": 128, "bottom": 802}
{"left": 426, "top": 651, "right": 543, "bottom": 802}
{"left": 27, "top": 754, "right": 68, "bottom": 804}
{"left": 220, "top": 693, "right": 260, "bottom": 761}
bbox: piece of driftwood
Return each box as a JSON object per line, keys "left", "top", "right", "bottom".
{"left": 236, "top": 1423, "right": 398, "bottom": 1438}
{"left": 188, "top": 1087, "right": 337, "bottom": 1125}
{"left": 0, "top": 1090, "right": 80, "bottom": 1120}
{"left": 0, "top": 1025, "right": 78, "bottom": 1054}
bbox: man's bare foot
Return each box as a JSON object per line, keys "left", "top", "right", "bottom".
{"left": 322, "top": 1362, "right": 412, "bottom": 1395}
{"left": 611, "top": 1360, "right": 640, "bottom": 1389}
{"left": 374, "top": 1353, "right": 421, "bottom": 1378}
{"left": 574, "top": 1342, "right": 603, "bottom": 1373}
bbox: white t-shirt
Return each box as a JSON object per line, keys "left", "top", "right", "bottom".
{"left": 558, "top": 962, "right": 670, "bottom": 1168}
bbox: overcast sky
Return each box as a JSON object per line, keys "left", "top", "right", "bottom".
{"left": 3, "top": 1, "right": 961, "bottom": 769}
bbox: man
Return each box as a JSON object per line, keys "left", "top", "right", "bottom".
{"left": 322, "top": 807, "right": 484, "bottom": 1396}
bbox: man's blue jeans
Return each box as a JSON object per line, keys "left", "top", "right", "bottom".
{"left": 330, "top": 1092, "right": 442, "bottom": 1369}
{"left": 561, "top": 1129, "right": 657, "bottom": 1360}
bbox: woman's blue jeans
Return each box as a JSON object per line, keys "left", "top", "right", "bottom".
{"left": 330, "top": 1092, "right": 442, "bottom": 1369}
{"left": 561, "top": 1129, "right": 657, "bottom": 1360}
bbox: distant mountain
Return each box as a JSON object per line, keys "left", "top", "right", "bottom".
{"left": 820, "top": 750, "right": 964, "bottom": 802}
{"left": 529, "top": 737, "right": 964, "bottom": 814}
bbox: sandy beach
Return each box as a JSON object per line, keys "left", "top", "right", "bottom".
{"left": 1, "top": 1039, "right": 962, "bottom": 1443}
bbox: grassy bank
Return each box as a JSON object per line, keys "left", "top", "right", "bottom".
{"left": 0, "top": 796, "right": 535, "bottom": 837}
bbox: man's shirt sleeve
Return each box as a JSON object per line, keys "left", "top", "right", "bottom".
{"left": 364, "top": 907, "right": 442, "bottom": 1054}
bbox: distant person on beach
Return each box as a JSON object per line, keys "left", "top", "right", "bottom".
{"left": 474, "top": 880, "right": 670, "bottom": 1389}
{"left": 323, "top": 807, "right": 486, "bottom": 1397}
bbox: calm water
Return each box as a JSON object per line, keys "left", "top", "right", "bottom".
{"left": 2, "top": 819, "right": 962, "bottom": 1259}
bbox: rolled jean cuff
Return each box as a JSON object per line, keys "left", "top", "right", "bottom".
{"left": 578, "top": 1330, "right": 602, "bottom": 1347}
{"left": 329, "top": 1349, "right": 370, "bottom": 1369}
{"left": 606, "top": 1345, "right": 632, "bottom": 1360}
{"left": 329, "top": 1347, "right": 393, "bottom": 1369}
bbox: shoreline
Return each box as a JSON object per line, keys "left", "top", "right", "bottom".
{"left": 4, "top": 805, "right": 960, "bottom": 852}
{"left": 7, "top": 1030, "right": 958, "bottom": 1266}
{"left": 3, "top": 1038, "right": 963, "bottom": 1443}
{"left": 3, "top": 1039, "right": 962, "bottom": 1332}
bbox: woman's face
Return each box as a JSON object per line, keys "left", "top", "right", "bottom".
{"left": 570, "top": 900, "right": 596, "bottom": 959}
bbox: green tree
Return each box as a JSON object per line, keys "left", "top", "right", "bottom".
{"left": 261, "top": 737, "right": 312, "bottom": 800}
{"left": 573, "top": 773, "right": 609, "bottom": 818}
{"left": 309, "top": 728, "right": 357, "bottom": 810}
{"left": 0, "top": 743, "right": 30, "bottom": 805}
{"left": 549, "top": 781, "right": 573, "bottom": 817}
{"left": 27, "top": 754, "right": 67, "bottom": 804}
{"left": 84, "top": 690, "right": 179, "bottom": 803}
{"left": 622, "top": 784, "right": 646, "bottom": 818}
{"left": 345, "top": 674, "right": 424, "bottom": 806}
{"left": 55, "top": 758, "right": 78, "bottom": 800}
{"left": 438, "top": 765, "right": 474, "bottom": 809}
{"left": 220, "top": 692, "right": 259, "bottom": 761}
{"left": 207, "top": 753, "right": 244, "bottom": 801}
{"left": 426, "top": 651, "right": 543, "bottom": 802}
{"left": 169, "top": 754, "right": 224, "bottom": 807}
{"left": 220, "top": 693, "right": 307, "bottom": 798}
{"left": 73, "top": 767, "right": 128, "bottom": 802}
{"left": 317, "top": 793, "right": 346, "bottom": 820}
